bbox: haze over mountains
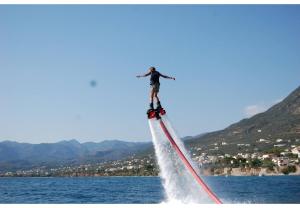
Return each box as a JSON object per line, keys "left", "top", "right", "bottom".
{"left": 0, "top": 139, "right": 151, "bottom": 172}
{"left": 1, "top": 85, "right": 300, "bottom": 172}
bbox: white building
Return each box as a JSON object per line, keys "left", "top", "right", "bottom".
{"left": 237, "top": 153, "right": 244, "bottom": 158}
{"left": 126, "top": 166, "right": 134, "bottom": 170}
{"left": 262, "top": 154, "right": 270, "bottom": 159}
{"left": 278, "top": 157, "right": 289, "bottom": 166}
{"left": 274, "top": 144, "right": 286, "bottom": 147}
{"left": 207, "top": 156, "right": 218, "bottom": 163}
{"left": 291, "top": 146, "right": 300, "bottom": 158}
{"left": 251, "top": 153, "right": 259, "bottom": 159}
{"left": 280, "top": 152, "right": 292, "bottom": 156}
{"left": 272, "top": 157, "right": 279, "bottom": 164}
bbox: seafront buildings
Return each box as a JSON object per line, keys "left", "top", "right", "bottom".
{"left": 1, "top": 145, "right": 300, "bottom": 177}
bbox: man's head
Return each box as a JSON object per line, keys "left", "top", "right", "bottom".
{"left": 149, "top": 66, "right": 156, "bottom": 72}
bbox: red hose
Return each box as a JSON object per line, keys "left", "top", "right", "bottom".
{"left": 159, "top": 119, "right": 222, "bottom": 204}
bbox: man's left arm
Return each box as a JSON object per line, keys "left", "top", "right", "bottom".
{"left": 160, "top": 73, "right": 175, "bottom": 80}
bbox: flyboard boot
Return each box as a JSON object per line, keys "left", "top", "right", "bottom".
{"left": 147, "top": 101, "right": 166, "bottom": 119}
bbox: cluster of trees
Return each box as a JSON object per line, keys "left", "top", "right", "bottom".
{"left": 218, "top": 157, "right": 264, "bottom": 169}
{"left": 281, "top": 166, "right": 297, "bottom": 175}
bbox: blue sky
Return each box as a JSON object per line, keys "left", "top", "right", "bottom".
{"left": 0, "top": 5, "right": 300, "bottom": 143}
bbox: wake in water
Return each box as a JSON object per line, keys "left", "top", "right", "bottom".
{"left": 149, "top": 114, "right": 216, "bottom": 204}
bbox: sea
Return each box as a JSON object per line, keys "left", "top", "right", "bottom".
{"left": 0, "top": 176, "right": 299, "bottom": 204}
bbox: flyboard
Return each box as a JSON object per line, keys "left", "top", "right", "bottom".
{"left": 147, "top": 107, "right": 222, "bottom": 204}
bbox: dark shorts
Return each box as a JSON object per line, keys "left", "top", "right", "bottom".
{"left": 151, "top": 83, "right": 160, "bottom": 93}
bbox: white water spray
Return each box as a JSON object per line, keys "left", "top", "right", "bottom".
{"left": 149, "top": 115, "right": 214, "bottom": 203}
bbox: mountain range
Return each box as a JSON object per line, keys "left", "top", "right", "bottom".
{"left": 0, "top": 139, "right": 152, "bottom": 172}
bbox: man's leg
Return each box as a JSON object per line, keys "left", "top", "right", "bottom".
{"left": 149, "top": 88, "right": 154, "bottom": 109}
{"left": 154, "top": 92, "right": 161, "bottom": 108}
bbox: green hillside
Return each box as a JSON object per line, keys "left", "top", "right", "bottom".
{"left": 186, "top": 86, "right": 300, "bottom": 155}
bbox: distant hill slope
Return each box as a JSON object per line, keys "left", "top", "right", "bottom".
{"left": 186, "top": 85, "right": 300, "bottom": 154}
{"left": 0, "top": 139, "right": 152, "bottom": 172}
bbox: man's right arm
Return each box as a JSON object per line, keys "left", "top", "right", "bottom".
{"left": 136, "top": 72, "right": 151, "bottom": 78}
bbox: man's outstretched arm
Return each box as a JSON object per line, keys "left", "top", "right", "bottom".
{"left": 136, "top": 72, "right": 151, "bottom": 78}
{"left": 160, "top": 74, "right": 176, "bottom": 80}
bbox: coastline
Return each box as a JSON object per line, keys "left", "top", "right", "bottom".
{"left": 201, "top": 165, "right": 300, "bottom": 176}
{"left": 1, "top": 166, "right": 300, "bottom": 177}
{"left": 1, "top": 175, "right": 300, "bottom": 178}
